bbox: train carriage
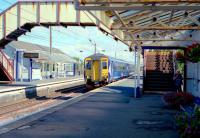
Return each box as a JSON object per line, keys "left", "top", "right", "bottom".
{"left": 84, "top": 53, "right": 134, "bottom": 86}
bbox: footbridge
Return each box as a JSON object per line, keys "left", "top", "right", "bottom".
{"left": 0, "top": 0, "right": 124, "bottom": 48}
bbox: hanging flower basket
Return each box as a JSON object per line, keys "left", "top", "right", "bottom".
{"left": 186, "top": 43, "right": 200, "bottom": 63}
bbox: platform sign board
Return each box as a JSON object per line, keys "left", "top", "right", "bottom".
{"left": 23, "top": 53, "right": 39, "bottom": 58}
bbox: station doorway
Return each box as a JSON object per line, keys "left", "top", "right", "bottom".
{"left": 143, "top": 47, "right": 186, "bottom": 93}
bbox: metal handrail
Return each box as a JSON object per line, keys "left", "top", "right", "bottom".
{"left": 0, "top": 49, "right": 14, "bottom": 80}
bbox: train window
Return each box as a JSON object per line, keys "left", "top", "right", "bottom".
{"left": 102, "top": 62, "right": 107, "bottom": 69}
{"left": 85, "top": 61, "right": 91, "bottom": 69}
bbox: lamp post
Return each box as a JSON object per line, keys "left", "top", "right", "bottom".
{"left": 80, "top": 50, "right": 83, "bottom": 58}
{"left": 49, "top": 26, "right": 52, "bottom": 55}
{"left": 123, "top": 49, "right": 128, "bottom": 61}
{"left": 79, "top": 50, "right": 83, "bottom": 75}
{"left": 89, "top": 39, "right": 97, "bottom": 54}
{"left": 134, "top": 46, "right": 137, "bottom": 98}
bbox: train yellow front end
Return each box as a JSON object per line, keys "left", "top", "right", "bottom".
{"left": 84, "top": 54, "right": 109, "bottom": 86}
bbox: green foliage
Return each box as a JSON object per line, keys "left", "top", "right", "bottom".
{"left": 175, "top": 50, "right": 185, "bottom": 73}
{"left": 186, "top": 43, "right": 200, "bottom": 63}
{"left": 177, "top": 62, "right": 184, "bottom": 73}
{"left": 175, "top": 107, "right": 200, "bottom": 138}
{"left": 175, "top": 50, "right": 185, "bottom": 63}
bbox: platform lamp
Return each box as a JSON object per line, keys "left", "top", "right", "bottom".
{"left": 79, "top": 50, "right": 83, "bottom": 63}
{"left": 80, "top": 50, "right": 83, "bottom": 57}
{"left": 101, "top": 50, "right": 105, "bottom": 53}
{"left": 123, "top": 50, "right": 128, "bottom": 62}
{"left": 79, "top": 50, "right": 83, "bottom": 75}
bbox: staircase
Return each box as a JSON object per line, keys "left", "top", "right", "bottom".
{"left": 0, "top": 49, "right": 14, "bottom": 81}
{"left": 144, "top": 51, "right": 175, "bottom": 92}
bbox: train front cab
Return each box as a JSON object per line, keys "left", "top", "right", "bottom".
{"left": 84, "top": 57, "right": 109, "bottom": 86}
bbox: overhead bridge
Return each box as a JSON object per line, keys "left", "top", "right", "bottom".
{"left": 0, "top": 0, "right": 124, "bottom": 48}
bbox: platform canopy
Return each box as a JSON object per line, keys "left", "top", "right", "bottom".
{"left": 75, "top": 0, "right": 200, "bottom": 48}
{"left": 1, "top": 0, "right": 200, "bottom": 48}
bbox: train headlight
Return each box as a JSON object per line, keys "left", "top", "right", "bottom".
{"left": 87, "top": 76, "right": 91, "bottom": 79}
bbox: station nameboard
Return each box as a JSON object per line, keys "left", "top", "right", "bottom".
{"left": 23, "top": 53, "right": 39, "bottom": 58}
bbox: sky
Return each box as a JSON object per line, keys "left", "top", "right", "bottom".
{"left": 0, "top": 0, "right": 135, "bottom": 63}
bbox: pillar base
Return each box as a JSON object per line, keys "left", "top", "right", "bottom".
{"left": 136, "top": 87, "right": 141, "bottom": 98}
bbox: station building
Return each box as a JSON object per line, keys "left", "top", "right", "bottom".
{"left": 2, "top": 41, "right": 79, "bottom": 82}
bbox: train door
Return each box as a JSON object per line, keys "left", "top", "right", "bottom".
{"left": 101, "top": 58, "right": 108, "bottom": 81}
{"left": 92, "top": 60, "right": 100, "bottom": 81}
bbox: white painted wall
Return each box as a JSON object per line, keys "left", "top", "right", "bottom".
{"left": 185, "top": 31, "right": 200, "bottom": 97}
{"left": 186, "top": 62, "right": 200, "bottom": 97}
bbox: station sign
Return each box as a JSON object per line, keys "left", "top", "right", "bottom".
{"left": 23, "top": 53, "right": 39, "bottom": 58}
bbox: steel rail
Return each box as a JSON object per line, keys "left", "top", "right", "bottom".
{"left": 0, "top": 85, "right": 87, "bottom": 116}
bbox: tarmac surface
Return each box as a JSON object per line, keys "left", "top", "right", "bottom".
{"left": 0, "top": 77, "right": 179, "bottom": 138}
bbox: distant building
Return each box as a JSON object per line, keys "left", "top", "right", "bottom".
{"left": 3, "top": 41, "right": 79, "bottom": 82}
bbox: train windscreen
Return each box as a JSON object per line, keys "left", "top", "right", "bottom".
{"left": 85, "top": 60, "right": 92, "bottom": 70}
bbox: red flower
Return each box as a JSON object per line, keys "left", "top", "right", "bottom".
{"left": 185, "top": 43, "right": 200, "bottom": 63}
{"left": 163, "top": 92, "right": 194, "bottom": 107}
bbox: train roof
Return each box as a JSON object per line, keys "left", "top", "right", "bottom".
{"left": 85, "top": 53, "right": 132, "bottom": 64}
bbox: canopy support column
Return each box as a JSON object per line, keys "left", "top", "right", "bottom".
{"left": 136, "top": 46, "right": 141, "bottom": 97}
{"left": 134, "top": 47, "right": 137, "bottom": 98}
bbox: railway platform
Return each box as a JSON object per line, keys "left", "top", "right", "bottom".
{"left": 0, "top": 76, "right": 83, "bottom": 93}
{"left": 0, "top": 76, "right": 84, "bottom": 107}
{"left": 0, "top": 76, "right": 178, "bottom": 138}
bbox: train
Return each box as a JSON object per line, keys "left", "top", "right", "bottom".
{"left": 84, "top": 53, "right": 134, "bottom": 86}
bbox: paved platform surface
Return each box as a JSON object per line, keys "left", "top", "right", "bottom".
{"left": 0, "top": 76, "right": 83, "bottom": 93}
{"left": 0, "top": 77, "right": 178, "bottom": 138}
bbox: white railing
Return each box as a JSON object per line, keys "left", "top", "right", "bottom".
{"left": 0, "top": 49, "right": 14, "bottom": 81}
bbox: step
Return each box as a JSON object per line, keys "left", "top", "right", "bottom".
{"left": 144, "top": 77, "right": 173, "bottom": 80}
{"left": 144, "top": 82, "right": 173, "bottom": 86}
{"left": 144, "top": 87, "right": 174, "bottom": 91}
{"left": 145, "top": 78, "right": 173, "bottom": 81}
{"left": 145, "top": 74, "right": 173, "bottom": 77}
{"left": 144, "top": 85, "right": 173, "bottom": 88}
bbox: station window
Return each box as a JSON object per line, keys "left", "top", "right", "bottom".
{"left": 102, "top": 61, "right": 107, "bottom": 69}
{"left": 85, "top": 60, "right": 91, "bottom": 69}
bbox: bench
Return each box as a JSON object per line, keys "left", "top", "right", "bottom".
{"left": 180, "top": 97, "right": 200, "bottom": 116}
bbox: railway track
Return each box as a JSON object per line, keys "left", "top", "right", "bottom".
{"left": 0, "top": 84, "right": 89, "bottom": 125}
